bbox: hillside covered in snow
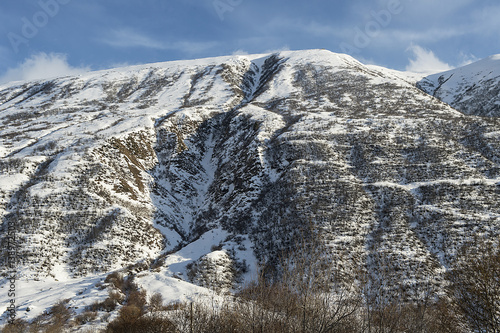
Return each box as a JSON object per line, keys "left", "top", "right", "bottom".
{"left": 418, "top": 54, "right": 500, "bottom": 117}
{"left": 0, "top": 49, "right": 499, "bottom": 330}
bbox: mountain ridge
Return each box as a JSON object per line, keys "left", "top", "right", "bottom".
{"left": 417, "top": 54, "right": 500, "bottom": 117}
{"left": 0, "top": 49, "right": 499, "bottom": 326}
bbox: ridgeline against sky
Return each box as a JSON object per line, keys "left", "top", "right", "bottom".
{"left": 0, "top": 0, "right": 498, "bottom": 84}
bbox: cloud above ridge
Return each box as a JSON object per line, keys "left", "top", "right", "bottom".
{"left": 405, "top": 45, "right": 453, "bottom": 74}
{"left": 0, "top": 53, "right": 90, "bottom": 85}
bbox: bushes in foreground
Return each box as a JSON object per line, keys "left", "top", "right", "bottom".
{"left": 2, "top": 239, "right": 499, "bottom": 332}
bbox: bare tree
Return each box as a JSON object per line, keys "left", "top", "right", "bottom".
{"left": 446, "top": 240, "right": 500, "bottom": 333}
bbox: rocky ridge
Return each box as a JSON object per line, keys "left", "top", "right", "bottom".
{"left": 0, "top": 50, "right": 499, "bottom": 323}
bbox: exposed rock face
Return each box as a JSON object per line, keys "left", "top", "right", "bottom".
{"left": 0, "top": 50, "right": 499, "bottom": 301}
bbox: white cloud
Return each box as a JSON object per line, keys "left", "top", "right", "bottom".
{"left": 405, "top": 45, "right": 453, "bottom": 74}
{"left": 0, "top": 53, "right": 90, "bottom": 85}
{"left": 458, "top": 52, "right": 479, "bottom": 67}
{"left": 231, "top": 49, "right": 249, "bottom": 55}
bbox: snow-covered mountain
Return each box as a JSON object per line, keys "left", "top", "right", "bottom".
{"left": 0, "top": 49, "right": 499, "bottom": 328}
{"left": 418, "top": 54, "right": 500, "bottom": 117}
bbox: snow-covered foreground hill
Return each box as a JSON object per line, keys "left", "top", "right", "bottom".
{"left": 0, "top": 50, "right": 499, "bottom": 328}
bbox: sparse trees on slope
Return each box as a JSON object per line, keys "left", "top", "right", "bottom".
{"left": 446, "top": 240, "right": 500, "bottom": 333}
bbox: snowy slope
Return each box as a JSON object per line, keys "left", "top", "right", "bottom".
{"left": 418, "top": 55, "right": 500, "bottom": 117}
{"left": 0, "top": 49, "right": 499, "bottom": 328}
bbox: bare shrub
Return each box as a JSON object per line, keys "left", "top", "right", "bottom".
{"left": 119, "top": 305, "right": 142, "bottom": 324}
{"left": 149, "top": 292, "right": 164, "bottom": 312}
{"left": 104, "top": 272, "right": 124, "bottom": 291}
{"left": 1, "top": 319, "right": 29, "bottom": 333}
{"left": 106, "top": 303, "right": 177, "bottom": 333}
{"left": 108, "top": 290, "right": 125, "bottom": 304}
{"left": 446, "top": 240, "right": 500, "bottom": 333}
{"left": 101, "top": 297, "right": 118, "bottom": 312}
{"left": 127, "top": 289, "right": 147, "bottom": 312}
{"left": 106, "top": 314, "right": 177, "bottom": 333}
{"left": 122, "top": 276, "right": 139, "bottom": 295}
{"left": 73, "top": 311, "right": 98, "bottom": 326}
{"left": 85, "top": 301, "right": 102, "bottom": 312}
{"left": 47, "top": 299, "right": 74, "bottom": 331}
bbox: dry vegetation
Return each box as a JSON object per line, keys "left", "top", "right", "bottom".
{"left": 2, "top": 238, "right": 498, "bottom": 333}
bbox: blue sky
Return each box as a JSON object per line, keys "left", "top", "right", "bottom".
{"left": 1, "top": 0, "right": 499, "bottom": 84}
